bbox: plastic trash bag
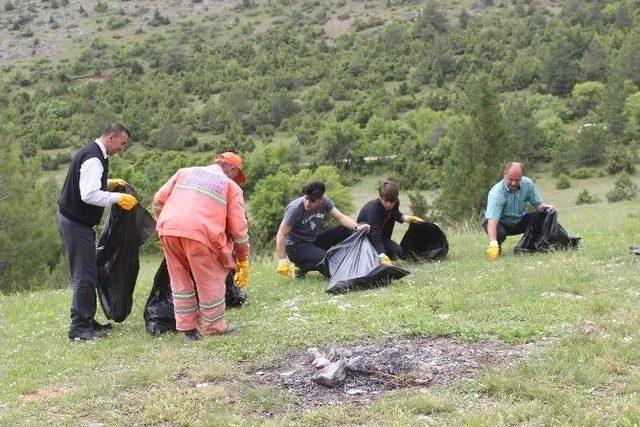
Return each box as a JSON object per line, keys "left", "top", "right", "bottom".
{"left": 321, "top": 229, "right": 409, "bottom": 294}
{"left": 400, "top": 221, "right": 449, "bottom": 261}
{"left": 515, "top": 209, "right": 581, "bottom": 253}
{"left": 144, "top": 258, "right": 247, "bottom": 335}
{"left": 96, "top": 184, "right": 156, "bottom": 322}
{"left": 144, "top": 258, "right": 175, "bottom": 335}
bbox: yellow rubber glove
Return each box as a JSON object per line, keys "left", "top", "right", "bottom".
{"left": 486, "top": 241, "right": 500, "bottom": 261}
{"left": 276, "top": 259, "right": 294, "bottom": 278}
{"left": 117, "top": 194, "right": 138, "bottom": 211}
{"left": 379, "top": 253, "right": 393, "bottom": 266}
{"left": 404, "top": 215, "right": 424, "bottom": 224}
{"left": 107, "top": 178, "right": 126, "bottom": 191}
{"left": 234, "top": 260, "right": 250, "bottom": 288}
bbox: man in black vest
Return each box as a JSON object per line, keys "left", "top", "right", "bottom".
{"left": 57, "top": 123, "right": 138, "bottom": 341}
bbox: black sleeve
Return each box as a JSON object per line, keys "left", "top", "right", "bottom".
{"left": 358, "top": 201, "right": 386, "bottom": 254}
{"left": 394, "top": 207, "right": 404, "bottom": 223}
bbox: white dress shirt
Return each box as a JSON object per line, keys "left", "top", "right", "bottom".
{"left": 79, "top": 139, "right": 121, "bottom": 207}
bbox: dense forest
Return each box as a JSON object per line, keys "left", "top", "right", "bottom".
{"left": 2, "top": 0, "right": 640, "bottom": 292}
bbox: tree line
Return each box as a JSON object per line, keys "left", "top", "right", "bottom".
{"left": 2, "top": 0, "right": 640, "bottom": 292}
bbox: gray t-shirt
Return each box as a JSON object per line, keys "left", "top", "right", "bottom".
{"left": 283, "top": 196, "right": 335, "bottom": 245}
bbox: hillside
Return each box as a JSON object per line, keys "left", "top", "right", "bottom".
{"left": 3, "top": 0, "right": 640, "bottom": 287}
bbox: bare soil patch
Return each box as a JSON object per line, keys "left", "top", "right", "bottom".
{"left": 19, "top": 385, "right": 71, "bottom": 403}
{"left": 251, "top": 336, "right": 548, "bottom": 408}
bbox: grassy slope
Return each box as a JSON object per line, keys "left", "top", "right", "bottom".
{"left": 3, "top": 174, "right": 640, "bottom": 425}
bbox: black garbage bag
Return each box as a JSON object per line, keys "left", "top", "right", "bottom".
{"left": 225, "top": 270, "right": 248, "bottom": 307}
{"left": 144, "top": 258, "right": 247, "bottom": 335}
{"left": 515, "top": 209, "right": 581, "bottom": 253}
{"left": 144, "top": 258, "right": 175, "bottom": 335}
{"left": 400, "top": 221, "right": 449, "bottom": 261}
{"left": 321, "top": 229, "right": 409, "bottom": 294}
{"left": 96, "top": 184, "right": 156, "bottom": 322}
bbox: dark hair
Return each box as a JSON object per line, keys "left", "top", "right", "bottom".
{"left": 302, "top": 181, "right": 325, "bottom": 201}
{"left": 503, "top": 162, "right": 525, "bottom": 175}
{"left": 102, "top": 122, "right": 131, "bottom": 138}
{"left": 378, "top": 180, "right": 399, "bottom": 202}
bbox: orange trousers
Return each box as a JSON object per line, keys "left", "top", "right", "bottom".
{"left": 160, "top": 236, "right": 227, "bottom": 334}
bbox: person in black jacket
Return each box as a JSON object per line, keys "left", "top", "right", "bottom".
{"left": 57, "top": 122, "right": 137, "bottom": 341}
{"left": 357, "top": 180, "right": 424, "bottom": 265}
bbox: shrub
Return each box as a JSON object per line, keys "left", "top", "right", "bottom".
{"left": 1, "top": 146, "right": 64, "bottom": 293}
{"left": 570, "top": 167, "right": 595, "bottom": 179}
{"left": 607, "top": 149, "right": 636, "bottom": 175}
{"left": 555, "top": 173, "right": 571, "bottom": 189}
{"left": 575, "top": 189, "right": 600, "bottom": 205}
{"left": 94, "top": 1, "right": 108, "bottom": 13}
{"left": 407, "top": 192, "right": 429, "bottom": 219}
{"left": 574, "top": 122, "right": 609, "bottom": 166}
{"left": 41, "top": 154, "right": 59, "bottom": 171}
{"left": 606, "top": 174, "right": 638, "bottom": 202}
{"left": 149, "top": 9, "right": 170, "bottom": 26}
{"left": 38, "top": 131, "right": 64, "bottom": 149}
{"left": 55, "top": 151, "right": 72, "bottom": 164}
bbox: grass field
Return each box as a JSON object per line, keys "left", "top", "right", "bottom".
{"left": 3, "top": 173, "right": 640, "bottom": 425}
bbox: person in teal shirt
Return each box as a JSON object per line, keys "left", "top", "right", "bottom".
{"left": 483, "top": 162, "right": 553, "bottom": 260}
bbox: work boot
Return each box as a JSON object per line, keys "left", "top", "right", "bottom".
{"left": 92, "top": 319, "right": 113, "bottom": 331}
{"left": 183, "top": 329, "right": 202, "bottom": 341}
{"left": 69, "top": 329, "right": 108, "bottom": 341}
{"left": 222, "top": 323, "right": 238, "bottom": 335}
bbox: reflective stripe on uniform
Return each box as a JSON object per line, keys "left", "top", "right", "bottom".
{"left": 175, "top": 184, "right": 227, "bottom": 205}
{"left": 200, "top": 312, "right": 224, "bottom": 324}
{"left": 199, "top": 298, "right": 225, "bottom": 310}
{"left": 174, "top": 305, "right": 198, "bottom": 314}
{"left": 172, "top": 291, "right": 196, "bottom": 300}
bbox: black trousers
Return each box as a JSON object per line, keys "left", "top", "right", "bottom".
{"left": 286, "top": 226, "right": 352, "bottom": 276}
{"left": 380, "top": 237, "right": 404, "bottom": 260}
{"left": 482, "top": 212, "right": 540, "bottom": 245}
{"left": 57, "top": 211, "right": 98, "bottom": 336}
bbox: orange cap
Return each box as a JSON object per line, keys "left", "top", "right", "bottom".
{"left": 215, "top": 152, "right": 247, "bottom": 184}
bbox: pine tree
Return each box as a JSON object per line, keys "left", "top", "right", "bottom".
{"left": 437, "top": 74, "right": 510, "bottom": 220}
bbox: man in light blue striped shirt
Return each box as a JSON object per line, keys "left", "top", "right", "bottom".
{"left": 482, "top": 162, "right": 553, "bottom": 260}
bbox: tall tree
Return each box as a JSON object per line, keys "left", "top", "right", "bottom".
{"left": 437, "top": 74, "right": 510, "bottom": 220}
{"left": 599, "top": 71, "right": 637, "bottom": 142}
{"left": 541, "top": 36, "right": 579, "bottom": 96}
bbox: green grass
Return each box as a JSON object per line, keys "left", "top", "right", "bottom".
{"left": 4, "top": 174, "right": 640, "bottom": 425}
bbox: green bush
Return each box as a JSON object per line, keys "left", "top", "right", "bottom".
{"left": 575, "top": 189, "right": 600, "bottom": 205}
{"left": 407, "top": 192, "right": 429, "bottom": 219}
{"left": 607, "top": 149, "right": 636, "bottom": 175}
{"left": 41, "top": 154, "right": 59, "bottom": 171}
{"left": 606, "top": 174, "right": 638, "bottom": 203}
{"left": 1, "top": 146, "right": 64, "bottom": 293}
{"left": 574, "top": 122, "right": 609, "bottom": 166}
{"left": 555, "top": 173, "right": 571, "bottom": 189}
{"left": 38, "top": 131, "right": 64, "bottom": 149}
{"left": 570, "top": 167, "right": 596, "bottom": 179}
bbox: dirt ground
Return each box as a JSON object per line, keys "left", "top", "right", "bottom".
{"left": 250, "top": 336, "right": 550, "bottom": 408}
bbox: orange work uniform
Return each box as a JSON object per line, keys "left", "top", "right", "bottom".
{"left": 154, "top": 164, "right": 249, "bottom": 334}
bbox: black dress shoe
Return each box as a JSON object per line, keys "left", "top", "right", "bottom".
{"left": 92, "top": 319, "right": 113, "bottom": 331}
{"left": 183, "top": 329, "right": 202, "bottom": 341}
{"left": 69, "top": 329, "right": 108, "bottom": 341}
